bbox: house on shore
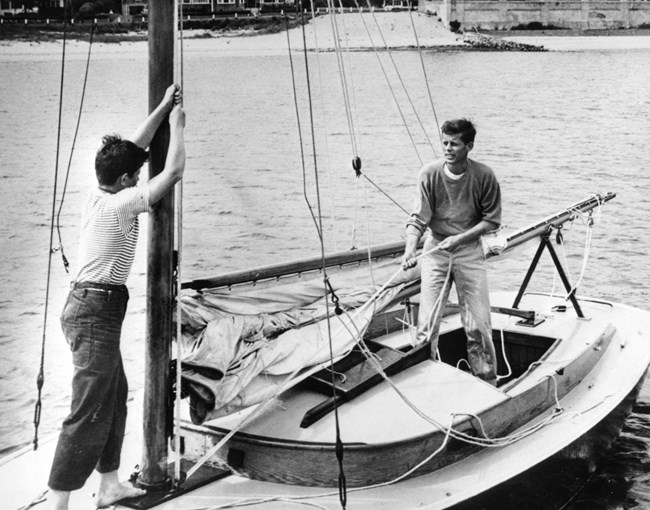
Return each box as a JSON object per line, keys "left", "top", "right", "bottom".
{"left": 122, "top": 0, "right": 296, "bottom": 17}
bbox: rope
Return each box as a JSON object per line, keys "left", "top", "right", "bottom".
{"left": 173, "top": 0, "right": 185, "bottom": 485}
{"left": 286, "top": 17, "right": 322, "bottom": 240}
{"left": 297, "top": 6, "right": 349, "bottom": 505}
{"left": 186, "top": 9, "right": 360, "bottom": 488}
{"left": 359, "top": 171, "right": 410, "bottom": 215}
{"left": 180, "top": 244, "right": 573, "bottom": 509}
{"left": 191, "top": 366, "right": 565, "bottom": 510}
{"left": 564, "top": 205, "right": 599, "bottom": 300}
{"left": 54, "top": 20, "right": 97, "bottom": 274}
{"left": 351, "top": 3, "right": 423, "bottom": 166}
{"left": 306, "top": 1, "right": 340, "bottom": 251}
{"left": 496, "top": 324, "right": 513, "bottom": 381}
{"left": 333, "top": 0, "right": 363, "bottom": 157}
{"left": 184, "top": 244, "right": 440, "bottom": 482}
{"left": 548, "top": 196, "right": 602, "bottom": 303}
{"left": 407, "top": 1, "right": 442, "bottom": 153}
{"left": 33, "top": 3, "right": 77, "bottom": 450}
{"left": 180, "top": 201, "right": 612, "bottom": 507}
{"left": 362, "top": 1, "right": 437, "bottom": 158}
{"left": 326, "top": 0, "right": 360, "bottom": 157}
{"left": 326, "top": 0, "right": 365, "bottom": 251}
{"left": 17, "top": 489, "right": 49, "bottom": 510}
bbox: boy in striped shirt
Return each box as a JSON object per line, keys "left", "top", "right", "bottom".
{"left": 47, "top": 84, "right": 185, "bottom": 510}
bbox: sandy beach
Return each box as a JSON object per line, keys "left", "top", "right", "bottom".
{"left": 3, "top": 11, "right": 650, "bottom": 61}
{"left": 0, "top": 12, "right": 460, "bottom": 61}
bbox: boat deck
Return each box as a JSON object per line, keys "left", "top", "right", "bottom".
{"left": 3, "top": 293, "right": 649, "bottom": 509}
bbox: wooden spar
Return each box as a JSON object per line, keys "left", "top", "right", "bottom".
{"left": 139, "top": 0, "right": 175, "bottom": 489}
{"left": 183, "top": 193, "right": 615, "bottom": 291}
{"left": 492, "top": 192, "right": 616, "bottom": 257}
{"left": 182, "top": 240, "right": 413, "bottom": 290}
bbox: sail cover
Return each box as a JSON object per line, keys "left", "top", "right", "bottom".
{"left": 177, "top": 258, "right": 419, "bottom": 424}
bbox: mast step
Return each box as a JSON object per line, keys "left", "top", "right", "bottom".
{"left": 118, "top": 459, "right": 229, "bottom": 509}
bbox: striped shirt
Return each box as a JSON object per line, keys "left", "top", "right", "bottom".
{"left": 74, "top": 184, "right": 151, "bottom": 285}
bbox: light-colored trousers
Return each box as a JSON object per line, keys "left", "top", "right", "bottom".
{"left": 417, "top": 235, "right": 497, "bottom": 382}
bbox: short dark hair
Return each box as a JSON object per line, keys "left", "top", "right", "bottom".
{"left": 440, "top": 119, "right": 477, "bottom": 144}
{"left": 95, "top": 134, "right": 149, "bottom": 186}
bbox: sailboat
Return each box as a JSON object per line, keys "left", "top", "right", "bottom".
{"left": 2, "top": 3, "right": 650, "bottom": 510}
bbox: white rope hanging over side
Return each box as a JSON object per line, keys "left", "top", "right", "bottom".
{"left": 550, "top": 196, "right": 603, "bottom": 301}
{"left": 564, "top": 199, "right": 601, "bottom": 299}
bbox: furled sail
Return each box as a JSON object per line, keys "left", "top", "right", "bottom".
{"left": 178, "top": 257, "right": 419, "bottom": 424}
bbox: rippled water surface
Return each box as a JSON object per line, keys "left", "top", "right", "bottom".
{"left": 0, "top": 38, "right": 649, "bottom": 508}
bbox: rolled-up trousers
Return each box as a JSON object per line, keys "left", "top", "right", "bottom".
{"left": 48, "top": 284, "right": 129, "bottom": 491}
{"left": 416, "top": 236, "right": 497, "bottom": 382}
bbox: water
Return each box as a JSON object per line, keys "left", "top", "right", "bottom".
{"left": 1, "top": 37, "right": 649, "bottom": 508}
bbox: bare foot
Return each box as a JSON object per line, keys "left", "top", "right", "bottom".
{"left": 94, "top": 482, "right": 146, "bottom": 508}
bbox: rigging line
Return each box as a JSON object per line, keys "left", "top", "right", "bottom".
{"left": 34, "top": 0, "right": 72, "bottom": 451}
{"left": 350, "top": 179, "right": 359, "bottom": 249}
{"left": 308, "top": 0, "right": 340, "bottom": 251}
{"left": 364, "top": 0, "right": 437, "bottom": 156}
{"left": 196, "top": 417, "right": 457, "bottom": 510}
{"left": 187, "top": 17, "right": 351, "bottom": 484}
{"left": 327, "top": 0, "right": 359, "bottom": 156}
{"left": 345, "top": 314, "right": 564, "bottom": 448}
{"left": 298, "top": 7, "right": 348, "bottom": 507}
{"left": 333, "top": 0, "right": 363, "bottom": 157}
{"left": 361, "top": 177, "right": 377, "bottom": 288}
{"left": 184, "top": 297, "right": 369, "bottom": 482}
{"left": 360, "top": 172, "right": 409, "bottom": 215}
{"left": 286, "top": 16, "right": 322, "bottom": 240}
{"left": 407, "top": 1, "right": 442, "bottom": 154}
{"left": 202, "top": 419, "right": 456, "bottom": 510}
{"left": 352, "top": 1, "right": 423, "bottom": 166}
{"left": 173, "top": 0, "right": 185, "bottom": 486}
{"left": 54, "top": 20, "right": 97, "bottom": 274}
{"left": 184, "top": 248, "right": 444, "bottom": 482}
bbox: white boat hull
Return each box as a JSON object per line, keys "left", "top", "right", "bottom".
{"left": 3, "top": 293, "right": 649, "bottom": 509}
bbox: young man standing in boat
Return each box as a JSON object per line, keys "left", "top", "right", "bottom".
{"left": 402, "top": 118, "right": 501, "bottom": 386}
{"left": 46, "top": 84, "right": 186, "bottom": 510}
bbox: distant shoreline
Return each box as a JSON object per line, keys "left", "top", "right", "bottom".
{"left": 2, "top": 12, "right": 650, "bottom": 57}
{"left": 2, "top": 20, "right": 650, "bottom": 44}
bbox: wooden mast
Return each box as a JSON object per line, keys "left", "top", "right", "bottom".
{"left": 139, "top": 0, "right": 175, "bottom": 489}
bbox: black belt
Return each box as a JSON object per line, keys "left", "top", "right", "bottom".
{"left": 72, "top": 281, "right": 128, "bottom": 293}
